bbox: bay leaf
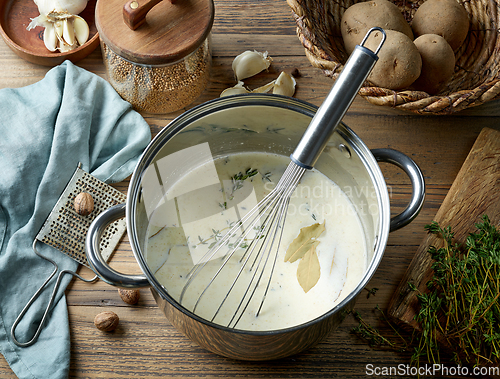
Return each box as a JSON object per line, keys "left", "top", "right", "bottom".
{"left": 284, "top": 221, "right": 325, "bottom": 263}
{"left": 297, "top": 242, "right": 321, "bottom": 293}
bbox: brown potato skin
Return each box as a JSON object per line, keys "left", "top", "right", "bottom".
{"left": 364, "top": 30, "right": 422, "bottom": 90}
{"left": 413, "top": 34, "right": 455, "bottom": 95}
{"left": 341, "top": 0, "right": 413, "bottom": 54}
{"left": 411, "top": 0, "right": 469, "bottom": 51}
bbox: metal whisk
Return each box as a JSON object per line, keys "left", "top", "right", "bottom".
{"left": 179, "top": 28, "right": 386, "bottom": 328}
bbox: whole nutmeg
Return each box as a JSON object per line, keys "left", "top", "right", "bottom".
{"left": 74, "top": 192, "right": 94, "bottom": 216}
{"left": 118, "top": 288, "right": 140, "bottom": 305}
{"left": 94, "top": 311, "right": 119, "bottom": 332}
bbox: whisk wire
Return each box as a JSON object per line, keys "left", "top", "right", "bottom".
{"left": 252, "top": 165, "right": 305, "bottom": 318}
{"left": 181, "top": 162, "right": 306, "bottom": 327}
{"left": 230, "top": 192, "right": 292, "bottom": 327}
{"left": 181, "top": 176, "right": 282, "bottom": 307}
{"left": 229, "top": 164, "right": 306, "bottom": 327}
{"left": 255, "top": 184, "right": 295, "bottom": 317}
{"left": 226, "top": 192, "right": 288, "bottom": 327}
{"left": 196, "top": 163, "right": 299, "bottom": 320}
{"left": 210, "top": 194, "right": 279, "bottom": 322}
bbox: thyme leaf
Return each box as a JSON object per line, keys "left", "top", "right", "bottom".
{"left": 261, "top": 171, "right": 272, "bottom": 182}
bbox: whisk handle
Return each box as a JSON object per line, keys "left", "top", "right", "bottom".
{"left": 290, "top": 27, "right": 386, "bottom": 169}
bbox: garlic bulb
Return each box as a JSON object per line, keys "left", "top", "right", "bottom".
{"left": 34, "top": 0, "right": 87, "bottom": 17}
{"left": 232, "top": 50, "right": 272, "bottom": 81}
{"left": 27, "top": 0, "right": 89, "bottom": 53}
{"left": 273, "top": 72, "right": 296, "bottom": 97}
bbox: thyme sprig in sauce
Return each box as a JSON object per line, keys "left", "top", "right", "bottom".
{"left": 200, "top": 168, "right": 262, "bottom": 249}
{"left": 228, "top": 168, "right": 259, "bottom": 200}
{"left": 232, "top": 168, "right": 258, "bottom": 188}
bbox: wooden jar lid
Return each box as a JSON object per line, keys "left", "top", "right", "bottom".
{"left": 96, "top": 0, "right": 214, "bottom": 65}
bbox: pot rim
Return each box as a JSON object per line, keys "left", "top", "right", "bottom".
{"left": 126, "top": 93, "right": 391, "bottom": 336}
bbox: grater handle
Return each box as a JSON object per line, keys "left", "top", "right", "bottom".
{"left": 86, "top": 204, "right": 150, "bottom": 288}
{"left": 11, "top": 240, "right": 98, "bottom": 347}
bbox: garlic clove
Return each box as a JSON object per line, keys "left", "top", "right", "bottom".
{"left": 220, "top": 81, "right": 251, "bottom": 97}
{"left": 252, "top": 80, "right": 276, "bottom": 93}
{"left": 58, "top": 41, "right": 74, "bottom": 52}
{"left": 273, "top": 71, "right": 296, "bottom": 97}
{"left": 43, "top": 23, "right": 57, "bottom": 52}
{"left": 54, "top": 20, "right": 64, "bottom": 39}
{"left": 232, "top": 50, "right": 272, "bottom": 81}
{"left": 62, "top": 18, "right": 75, "bottom": 46}
{"left": 73, "top": 15, "right": 89, "bottom": 46}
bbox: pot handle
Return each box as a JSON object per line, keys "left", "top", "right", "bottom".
{"left": 86, "top": 204, "right": 150, "bottom": 288}
{"left": 371, "top": 148, "right": 425, "bottom": 232}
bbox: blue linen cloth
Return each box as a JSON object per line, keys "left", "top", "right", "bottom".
{"left": 0, "top": 61, "right": 151, "bottom": 378}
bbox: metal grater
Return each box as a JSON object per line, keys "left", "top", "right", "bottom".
{"left": 11, "top": 163, "right": 128, "bottom": 348}
{"left": 36, "top": 163, "right": 127, "bottom": 267}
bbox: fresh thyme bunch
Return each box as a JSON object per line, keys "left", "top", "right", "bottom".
{"left": 351, "top": 215, "right": 500, "bottom": 370}
{"left": 412, "top": 215, "right": 500, "bottom": 367}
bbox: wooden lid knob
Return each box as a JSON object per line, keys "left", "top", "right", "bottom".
{"left": 123, "top": 0, "right": 175, "bottom": 31}
{"left": 96, "top": 0, "right": 214, "bottom": 65}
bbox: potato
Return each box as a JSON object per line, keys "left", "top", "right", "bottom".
{"left": 341, "top": 0, "right": 413, "bottom": 54}
{"left": 364, "top": 30, "right": 422, "bottom": 90}
{"left": 413, "top": 34, "right": 455, "bottom": 94}
{"left": 411, "top": 0, "right": 469, "bottom": 51}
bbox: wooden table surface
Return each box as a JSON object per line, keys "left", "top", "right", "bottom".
{"left": 2, "top": 0, "right": 500, "bottom": 378}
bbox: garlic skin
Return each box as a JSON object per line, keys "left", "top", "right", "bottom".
{"left": 252, "top": 80, "right": 275, "bottom": 93}
{"left": 220, "top": 81, "right": 251, "bottom": 97}
{"left": 232, "top": 51, "right": 272, "bottom": 81}
{"left": 27, "top": 0, "right": 90, "bottom": 53}
{"left": 220, "top": 80, "right": 277, "bottom": 97}
{"left": 273, "top": 72, "right": 296, "bottom": 97}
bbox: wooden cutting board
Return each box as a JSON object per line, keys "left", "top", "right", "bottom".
{"left": 388, "top": 127, "right": 500, "bottom": 329}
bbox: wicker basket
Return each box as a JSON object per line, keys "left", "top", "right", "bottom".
{"left": 287, "top": 0, "right": 500, "bottom": 114}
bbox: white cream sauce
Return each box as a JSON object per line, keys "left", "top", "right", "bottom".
{"left": 145, "top": 152, "right": 367, "bottom": 331}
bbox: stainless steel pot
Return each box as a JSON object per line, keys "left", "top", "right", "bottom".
{"left": 86, "top": 94, "right": 425, "bottom": 361}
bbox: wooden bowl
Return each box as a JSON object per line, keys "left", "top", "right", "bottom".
{"left": 0, "top": 0, "right": 99, "bottom": 66}
{"left": 287, "top": 0, "right": 500, "bottom": 115}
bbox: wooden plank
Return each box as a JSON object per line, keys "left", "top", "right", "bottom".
{"left": 65, "top": 305, "right": 418, "bottom": 378}
{"left": 2, "top": 0, "right": 500, "bottom": 375}
{"left": 388, "top": 127, "right": 500, "bottom": 329}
